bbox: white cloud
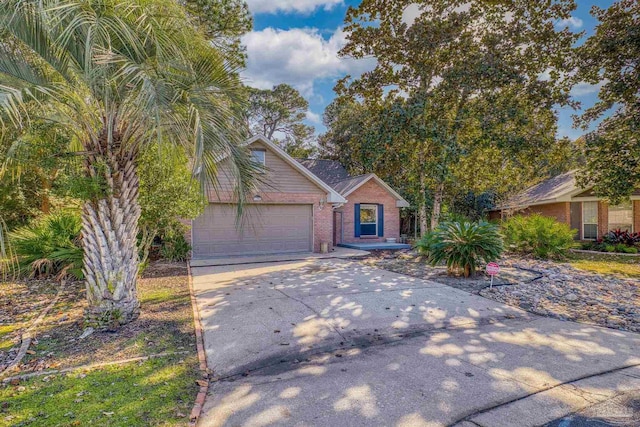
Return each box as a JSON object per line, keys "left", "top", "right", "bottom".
{"left": 241, "top": 27, "right": 375, "bottom": 96}
{"left": 246, "top": 0, "right": 343, "bottom": 15}
{"left": 557, "top": 16, "right": 583, "bottom": 29}
{"left": 570, "top": 81, "right": 604, "bottom": 97}
{"left": 306, "top": 110, "right": 322, "bottom": 124}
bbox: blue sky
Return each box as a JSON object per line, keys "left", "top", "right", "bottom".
{"left": 241, "top": 0, "right": 615, "bottom": 140}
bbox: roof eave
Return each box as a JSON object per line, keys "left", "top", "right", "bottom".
{"left": 247, "top": 135, "right": 347, "bottom": 204}
{"left": 341, "top": 174, "right": 410, "bottom": 206}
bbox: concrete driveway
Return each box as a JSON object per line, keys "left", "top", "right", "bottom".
{"left": 191, "top": 258, "right": 640, "bottom": 427}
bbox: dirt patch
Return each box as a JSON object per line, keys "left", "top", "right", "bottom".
{"left": 2, "top": 261, "right": 196, "bottom": 374}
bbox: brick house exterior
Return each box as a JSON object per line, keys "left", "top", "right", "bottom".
{"left": 188, "top": 135, "right": 408, "bottom": 258}
{"left": 335, "top": 179, "right": 402, "bottom": 244}
{"left": 297, "top": 160, "right": 410, "bottom": 246}
{"left": 489, "top": 171, "right": 640, "bottom": 240}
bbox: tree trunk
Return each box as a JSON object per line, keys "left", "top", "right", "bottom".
{"left": 419, "top": 172, "right": 428, "bottom": 236}
{"left": 82, "top": 135, "right": 141, "bottom": 330}
{"left": 430, "top": 182, "right": 444, "bottom": 230}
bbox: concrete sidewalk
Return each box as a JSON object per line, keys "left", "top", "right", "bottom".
{"left": 191, "top": 258, "right": 640, "bottom": 427}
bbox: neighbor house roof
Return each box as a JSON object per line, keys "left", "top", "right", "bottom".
{"left": 498, "top": 170, "right": 580, "bottom": 210}
{"left": 297, "top": 160, "right": 410, "bottom": 208}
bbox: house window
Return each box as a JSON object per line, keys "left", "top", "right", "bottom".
{"left": 582, "top": 201, "right": 598, "bottom": 240}
{"left": 251, "top": 149, "right": 266, "bottom": 165}
{"left": 359, "top": 204, "right": 378, "bottom": 236}
{"left": 608, "top": 202, "right": 633, "bottom": 232}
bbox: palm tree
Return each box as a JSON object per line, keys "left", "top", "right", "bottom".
{"left": 0, "top": 0, "right": 255, "bottom": 328}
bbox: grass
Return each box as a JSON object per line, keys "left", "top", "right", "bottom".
{"left": 566, "top": 252, "right": 640, "bottom": 279}
{"left": 1, "top": 261, "right": 201, "bottom": 426}
{"left": 0, "top": 355, "right": 199, "bottom": 426}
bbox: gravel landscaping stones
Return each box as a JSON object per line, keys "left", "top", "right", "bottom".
{"left": 361, "top": 250, "right": 640, "bottom": 334}
{"left": 482, "top": 257, "right": 640, "bottom": 333}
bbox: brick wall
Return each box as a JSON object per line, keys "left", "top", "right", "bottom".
{"left": 634, "top": 201, "right": 640, "bottom": 233}
{"left": 337, "top": 179, "right": 401, "bottom": 244}
{"left": 522, "top": 202, "right": 571, "bottom": 225}
{"left": 598, "top": 200, "right": 609, "bottom": 238}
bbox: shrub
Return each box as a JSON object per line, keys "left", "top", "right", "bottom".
{"left": 502, "top": 214, "right": 576, "bottom": 259}
{"left": 10, "top": 212, "right": 83, "bottom": 280}
{"left": 603, "top": 229, "right": 640, "bottom": 246}
{"left": 160, "top": 228, "right": 191, "bottom": 262}
{"left": 416, "top": 221, "right": 503, "bottom": 278}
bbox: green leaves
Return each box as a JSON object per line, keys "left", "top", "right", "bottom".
{"left": 502, "top": 214, "right": 576, "bottom": 259}
{"left": 10, "top": 211, "right": 83, "bottom": 280}
{"left": 574, "top": 0, "right": 640, "bottom": 202}
{"left": 416, "top": 220, "right": 504, "bottom": 277}
{"left": 331, "top": 0, "right": 580, "bottom": 230}
{"left": 248, "top": 84, "right": 317, "bottom": 157}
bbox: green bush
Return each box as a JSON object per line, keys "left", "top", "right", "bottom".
{"left": 10, "top": 212, "right": 83, "bottom": 280}
{"left": 501, "top": 214, "right": 576, "bottom": 259}
{"left": 416, "top": 221, "right": 503, "bottom": 278}
{"left": 160, "top": 228, "right": 191, "bottom": 262}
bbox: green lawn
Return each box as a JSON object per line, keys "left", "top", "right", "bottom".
{"left": 0, "top": 355, "right": 198, "bottom": 426}
{"left": 567, "top": 252, "right": 640, "bottom": 279}
{"left": 1, "top": 262, "right": 201, "bottom": 426}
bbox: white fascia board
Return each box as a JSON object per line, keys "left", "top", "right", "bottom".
{"left": 342, "top": 174, "right": 410, "bottom": 207}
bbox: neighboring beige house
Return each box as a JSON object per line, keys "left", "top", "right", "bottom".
{"left": 189, "top": 135, "right": 409, "bottom": 258}
{"left": 489, "top": 170, "right": 640, "bottom": 240}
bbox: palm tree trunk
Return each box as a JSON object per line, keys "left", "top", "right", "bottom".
{"left": 82, "top": 139, "right": 141, "bottom": 330}
{"left": 419, "top": 172, "right": 428, "bottom": 236}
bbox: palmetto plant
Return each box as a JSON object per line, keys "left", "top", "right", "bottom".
{"left": 417, "top": 221, "right": 504, "bottom": 278}
{"left": 0, "top": 0, "right": 255, "bottom": 328}
{"left": 11, "top": 211, "right": 83, "bottom": 280}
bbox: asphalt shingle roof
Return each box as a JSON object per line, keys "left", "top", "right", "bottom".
{"left": 501, "top": 170, "right": 579, "bottom": 209}
{"left": 296, "top": 159, "right": 350, "bottom": 185}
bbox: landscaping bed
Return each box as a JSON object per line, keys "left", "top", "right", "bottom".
{"left": 0, "top": 261, "right": 200, "bottom": 426}
{"left": 363, "top": 250, "right": 640, "bottom": 334}
{"left": 482, "top": 256, "right": 639, "bottom": 333}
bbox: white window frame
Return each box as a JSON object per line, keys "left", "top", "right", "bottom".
{"left": 608, "top": 202, "right": 634, "bottom": 232}
{"left": 251, "top": 149, "right": 266, "bottom": 166}
{"left": 582, "top": 201, "right": 598, "bottom": 240}
{"left": 360, "top": 204, "right": 378, "bottom": 236}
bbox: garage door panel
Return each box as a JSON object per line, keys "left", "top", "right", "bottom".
{"left": 192, "top": 204, "right": 312, "bottom": 257}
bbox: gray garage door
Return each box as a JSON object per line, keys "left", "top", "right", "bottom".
{"left": 191, "top": 204, "right": 312, "bottom": 258}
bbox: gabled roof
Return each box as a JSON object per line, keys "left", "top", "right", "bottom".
{"left": 296, "top": 159, "right": 350, "bottom": 184}
{"left": 296, "top": 158, "right": 410, "bottom": 208}
{"left": 244, "top": 135, "right": 347, "bottom": 204}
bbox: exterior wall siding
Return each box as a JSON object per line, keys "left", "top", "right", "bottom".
{"left": 337, "top": 180, "right": 401, "bottom": 244}
{"left": 213, "top": 141, "right": 325, "bottom": 195}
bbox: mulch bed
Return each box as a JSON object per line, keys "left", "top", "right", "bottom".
{"left": 1, "top": 261, "right": 196, "bottom": 374}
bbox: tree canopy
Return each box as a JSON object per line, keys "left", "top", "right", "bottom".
{"left": 248, "top": 84, "right": 317, "bottom": 158}
{"left": 327, "top": 0, "right": 579, "bottom": 231}
{"left": 0, "top": 0, "right": 255, "bottom": 328}
{"left": 574, "top": 0, "right": 640, "bottom": 203}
